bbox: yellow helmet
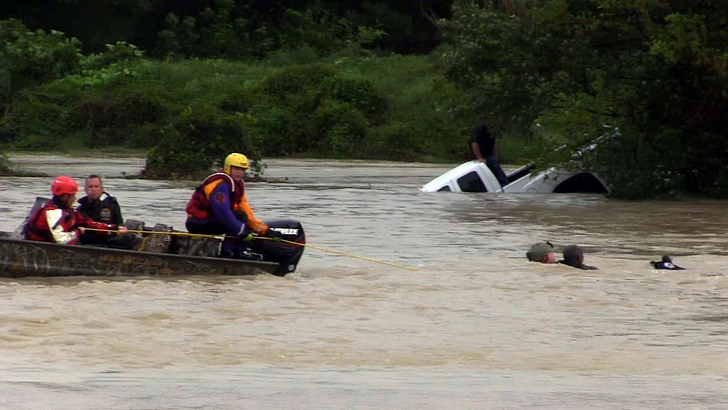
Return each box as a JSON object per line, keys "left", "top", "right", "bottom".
{"left": 224, "top": 153, "right": 249, "bottom": 174}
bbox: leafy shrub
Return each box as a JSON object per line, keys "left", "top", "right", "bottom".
{"left": 3, "top": 51, "right": 482, "bottom": 178}
{"left": 585, "top": 126, "right": 686, "bottom": 199}
{"left": 245, "top": 103, "right": 302, "bottom": 156}
{"left": 73, "top": 87, "right": 172, "bottom": 147}
{"left": 0, "top": 19, "right": 82, "bottom": 106}
{"left": 327, "top": 76, "right": 386, "bottom": 117}
{"left": 144, "top": 105, "right": 256, "bottom": 178}
{"left": 226, "top": 63, "right": 385, "bottom": 158}
{"left": 6, "top": 91, "right": 76, "bottom": 150}
{"left": 257, "top": 63, "right": 338, "bottom": 100}
{"left": 311, "top": 100, "right": 369, "bottom": 157}
{"left": 82, "top": 42, "right": 145, "bottom": 71}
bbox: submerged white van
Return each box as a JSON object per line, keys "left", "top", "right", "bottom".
{"left": 420, "top": 161, "right": 609, "bottom": 194}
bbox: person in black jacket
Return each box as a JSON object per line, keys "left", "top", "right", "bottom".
{"left": 77, "top": 175, "right": 132, "bottom": 248}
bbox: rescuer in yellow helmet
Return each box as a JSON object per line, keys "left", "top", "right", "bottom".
{"left": 185, "top": 153, "right": 282, "bottom": 258}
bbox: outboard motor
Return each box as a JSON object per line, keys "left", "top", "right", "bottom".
{"left": 250, "top": 219, "right": 306, "bottom": 277}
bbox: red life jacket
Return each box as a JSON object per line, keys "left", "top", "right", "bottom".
{"left": 185, "top": 172, "right": 245, "bottom": 220}
{"left": 25, "top": 200, "right": 80, "bottom": 244}
{"left": 25, "top": 199, "right": 116, "bottom": 244}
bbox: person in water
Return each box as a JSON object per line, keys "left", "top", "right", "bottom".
{"left": 526, "top": 242, "right": 557, "bottom": 264}
{"left": 25, "top": 176, "right": 128, "bottom": 245}
{"left": 559, "top": 245, "right": 598, "bottom": 270}
{"left": 185, "top": 152, "right": 283, "bottom": 259}
{"left": 650, "top": 255, "right": 685, "bottom": 270}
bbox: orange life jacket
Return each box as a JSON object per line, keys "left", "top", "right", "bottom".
{"left": 185, "top": 172, "right": 244, "bottom": 220}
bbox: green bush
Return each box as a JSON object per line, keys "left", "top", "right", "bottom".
{"left": 144, "top": 105, "right": 256, "bottom": 178}
{"left": 221, "top": 63, "right": 387, "bottom": 159}
{"left": 257, "top": 63, "right": 337, "bottom": 101}
{"left": 3, "top": 52, "right": 485, "bottom": 177}
{"left": 311, "top": 100, "right": 369, "bottom": 157}
{"left": 146, "top": 59, "right": 381, "bottom": 162}
{"left": 73, "top": 87, "right": 172, "bottom": 147}
{"left": 7, "top": 92, "right": 77, "bottom": 150}
{"left": 370, "top": 111, "right": 464, "bottom": 162}
{"left": 0, "top": 19, "right": 82, "bottom": 107}
{"left": 82, "top": 41, "right": 145, "bottom": 71}
{"left": 328, "top": 76, "right": 386, "bottom": 117}
{"left": 245, "top": 102, "right": 302, "bottom": 156}
{"left": 3, "top": 67, "right": 172, "bottom": 151}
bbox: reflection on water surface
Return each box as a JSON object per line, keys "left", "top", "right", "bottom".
{"left": 1, "top": 156, "right": 727, "bottom": 409}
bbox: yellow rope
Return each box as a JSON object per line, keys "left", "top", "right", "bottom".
{"left": 84, "top": 227, "right": 225, "bottom": 240}
{"left": 258, "top": 237, "right": 420, "bottom": 271}
{"left": 138, "top": 235, "right": 150, "bottom": 252}
{"left": 84, "top": 228, "right": 420, "bottom": 271}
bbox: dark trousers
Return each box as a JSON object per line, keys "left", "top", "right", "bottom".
{"left": 485, "top": 156, "right": 509, "bottom": 188}
{"left": 186, "top": 217, "right": 247, "bottom": 256}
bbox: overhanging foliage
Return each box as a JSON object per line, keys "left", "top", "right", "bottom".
{"left": 441, "top": 0, "right": 728, "bottom": 198}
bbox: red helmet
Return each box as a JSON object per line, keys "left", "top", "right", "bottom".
{"left": 51, "top": 176, "right": 79, "bottom": 196}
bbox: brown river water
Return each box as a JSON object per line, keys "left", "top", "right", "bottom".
{"left": 1, "top": 154, "right": 727, "bottom": 409}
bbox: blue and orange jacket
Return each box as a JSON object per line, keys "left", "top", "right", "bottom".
{"left": 185, "top": 171, "right": 268, "bottom": 236}
{"left": 25, "top": 199, "right": 118, "bottom": 245}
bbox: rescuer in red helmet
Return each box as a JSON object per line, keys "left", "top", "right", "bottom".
{"left": 24, "top": 176, "right": 128, "bottom": 245}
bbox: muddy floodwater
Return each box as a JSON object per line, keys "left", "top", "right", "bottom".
{"left": 1, "top": 154, "right": 727, "bottom": 409}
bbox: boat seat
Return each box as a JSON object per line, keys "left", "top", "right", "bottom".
{"left": 173, "top": 236, "right": 221, "bottom": 257}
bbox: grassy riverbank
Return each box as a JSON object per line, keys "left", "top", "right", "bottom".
{"left": 1, "top": 53, "right": 540, "bottom": 178}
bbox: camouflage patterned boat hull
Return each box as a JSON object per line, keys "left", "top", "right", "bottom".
{"left": 0, "top": 233, "right": 278, "bottom": 278}
{"left": 2, "top": 197, "right": 307, "bottom": 278}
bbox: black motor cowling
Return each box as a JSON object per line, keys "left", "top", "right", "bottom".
{"left": 250, "top": 219, "right": 305, "bottom": 276}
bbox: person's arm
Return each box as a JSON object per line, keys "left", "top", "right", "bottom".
{"left": 76, "top": 212, "right": 123, "bottom": 236}
{"left": 236, "top": 194, "right": 268, "bottom": 235}
{"left": 208, "top": 181, "right": 247, "bottom": 236}
{"left": 107, "top": 196, "right": 125, "bottom": 225}
{"left": 471, "top": 142, "right": 487, "bottom": 163}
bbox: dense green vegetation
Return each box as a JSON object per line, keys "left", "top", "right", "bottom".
{"left": 441, "top": 1, "right": 728, "bottom": 198}
{"left": 2, "top": 0, "right": 727, "bottom": 198}
{"left": 0, "top": 26, "right": 476, "bottom": 178}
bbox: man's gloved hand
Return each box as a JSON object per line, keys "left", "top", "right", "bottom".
{"left": 266, "top": 228, "right": 283, "bottom": 242}
{"left": 243, "top": 233, "right": 255, "bottom": 242}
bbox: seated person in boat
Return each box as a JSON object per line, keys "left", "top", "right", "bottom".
{"left": 25, "top": 176, "right": 128, "bottom": 245}
{"left": 559, "top": 245, "right": 598, "bottom": 270}
{"left": 76, "top": 174, "right": 135, "bottom": 249}
{"left": 527, "top": 242, "right": 557, "bottom": 264}
{"left": 185, "top": 153, "right": 282, "bottom": 259}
